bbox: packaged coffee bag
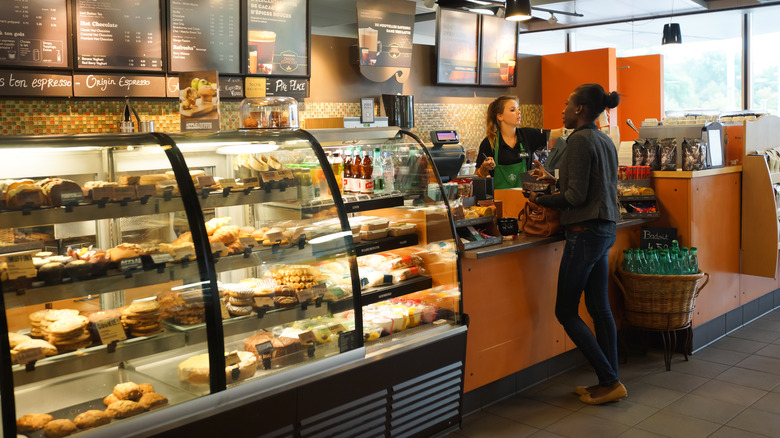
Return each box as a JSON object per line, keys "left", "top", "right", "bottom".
{"left": 632, "top": 139, "right": 647, "bottom": 166}
{"left": 646, "top": 139, "right": 661, "bottom": 170}
{"left": 660, "top": 138, "right": 678, "bottom": 171}
{"left": 682, "top": 138, "right": 704, "bottom": 171}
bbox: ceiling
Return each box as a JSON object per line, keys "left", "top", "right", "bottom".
{"left": 310, "top": 0, "right": 780, "bottom": 45}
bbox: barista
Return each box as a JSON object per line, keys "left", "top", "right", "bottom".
{"left": 475, "top": 96, "right": 548, "bottom": 189}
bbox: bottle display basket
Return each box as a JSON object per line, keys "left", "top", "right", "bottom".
{"left": 612, "top": 268, "right": 709, "bottom": 330}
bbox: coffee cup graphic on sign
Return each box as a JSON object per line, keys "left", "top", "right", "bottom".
{"left": 358, "top": 27, "right": 381, "bottom": 66}
{"left": 248, "top": 30, "right": 276, "bottom": 74}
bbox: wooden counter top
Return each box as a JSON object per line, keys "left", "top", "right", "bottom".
{"left": 653, "top": 165, "right": 742, "bottom": 179}
{"left": 461, "top": 218, "right": 649, "bottom": 259}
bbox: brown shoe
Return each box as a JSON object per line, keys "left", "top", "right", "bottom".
{"left": 579, "top": 383, "right": 627, "bottom": 405}
{"left": 574, "top": 386, "right": 589, "bottom": 396}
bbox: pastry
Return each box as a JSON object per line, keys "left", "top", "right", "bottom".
{"left": 38, "top": 262, "right": 65, "bottom": 285}
{"left": 64, "top": 260, "right": 91, "bottom": 281}
{"left": 43, "top": 418, "right": 77, "bottom": 437}
{"left": 121, "top": 299, "right": 162, "bottom": 337}
{"left": 113, "top": 382, "right": 143, "bottom": 401}
{"left": 119, "top": 175, "right": 140, "bottom": 186}
{"left": 103, "top": 393, "right": 120, "bottom": 406}
{"left": 177, "top": 351, "right": 257, "bottom": 385}
{"left": 37, "top": 178, "right": 83, "bottom": 207}
{"left": 6, "top": 182, "right": 45, "bottom": 209}
{"left": 106, "top": 243, "right": 143, "bottom": 262}
{"left": 138, "top": 174, "right": 169, "bottom": 186}
{"left": 16, "top": 413, "right": 53, "bottom": 432}
{"left": 8, "top": 332, "right": 31, "bottom": 348}
{"left": 105, "top": 400, "right": 145, "bottom": 419}
{"left": 227, "top": 239, "right": 247, "bottom": 254}
{"left": 73, "top": 410, "right": 110, "bottom": 430}
{"left": 138, "top": 382, "right": 155, "bottom": 394}
{"left": 226, "top": 303, "right": 253, "bottom": 316}
{"left": 47, "top": 315, "right": 89, "bottom": 338}
{"left": 13, "top": 339, "right": 58, "bottom": 358}
{"left": 243, "top": 331, "right": 274, "bottom": 360}
{"left": 209, "top": 225, "right": 239, "bottom": 244}
{"left": 138, "top": 392, "right": 168, "bottom": 410}
{"left": 204, "top": 216, "right": 231, "bottom": 235}
{"left": 198, "top": 85, "right": 217, "bottom": 103}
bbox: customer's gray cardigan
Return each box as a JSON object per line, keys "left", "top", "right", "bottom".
{"left": 536, "top": 123, "right": 620, "bottom": 226}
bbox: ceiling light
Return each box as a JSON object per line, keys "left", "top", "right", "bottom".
{"left": 423, "top": 0, "right": 435, "bottom": 8}
{"left": 505, "top": 0, "right": 532, "bottom": 21}
{"left": 468, "top": 8, "right": 494, "bottom": 15}
{"left": 662, "top": 23, "right": 682, "bottom": 44}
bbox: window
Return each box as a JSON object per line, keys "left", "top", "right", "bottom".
{"left": 517, "top": 29, "right": 567, "bottom": 56}
{"left": 751, "top": 6, "right": 780, "bottom": 115}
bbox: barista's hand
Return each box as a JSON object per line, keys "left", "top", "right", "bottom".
{"left": 480, "top": 157, "right": 495, "bottom": 174}
{"left": 530, "top": 159, "right": 556, "bottom": 183}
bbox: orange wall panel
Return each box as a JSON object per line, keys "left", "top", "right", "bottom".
{"left": 541, "top": 48, "right": 617, "bottom": 130}
{"left": 616, "top": 55, "right": 664, "bottom": 142}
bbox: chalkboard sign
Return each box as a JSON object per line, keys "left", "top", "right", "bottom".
{"left": 0, "top": 70, "right": 72, "bottom": 97}
{"left": 73, "top": 73, "right": 166, "bottom": 97}
{"left": 640, "top": 226, "right": 678, "bottom": 249}
{"left": 0, "top": 0, "right": 69, "bottom": 69}
{"left": 165, "top": 75, "right": 243, "bottom": 98}
{"left": 266, "top": 77, "right": 307, "bottom": 100}
{"left": 75, "top": 0, "right": 164, "bottom": 71}
{"left": 169, "top": 0, "right": 240, "bottom": 74}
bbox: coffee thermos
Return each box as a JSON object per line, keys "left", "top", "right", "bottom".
{"left": 381, "top": 94, "right": 414, "bottom": 129}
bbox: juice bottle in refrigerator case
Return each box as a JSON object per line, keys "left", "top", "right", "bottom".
{"left": 352, "top": 149, "right": 364, "bottom": 193}
{"left": 372, "top": 147, "right": 384, "bottom": 193}
{"left": 343, "top": 149, "right": 353, "bottom": 193}
{"left": 360, "top": 150, "right": 374, "bottom": 194}
{"left": 331, "top": 152, "right": 343, "bottom": 192}
{"left": 382, "top": 152, "right": 395, "bottom": 193}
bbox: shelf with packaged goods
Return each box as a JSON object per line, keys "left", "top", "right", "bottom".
{"left": 0, "top": 188, "right": 297, "bottom": 230}
{"left": 11, "top": 331, "right": 187, "bottom": 387}
{"left": 264, "top": 193, "right": 405, "bottom": 217}
{"left": 1, "top": 240, "right": 323, "bottom": 310}
{"left": 328, "top": 275, "right": 434, "bottom": 313}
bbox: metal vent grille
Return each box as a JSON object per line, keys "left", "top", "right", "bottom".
{"left": 300, "top": 389, "right": 389, "bottom": 438}
{"left": 389, "top": 361, "right": 463, "bottom": 438}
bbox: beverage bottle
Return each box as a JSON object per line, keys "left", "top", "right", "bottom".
{"left": 680, "top": 247, "right": 692, "bottom": 274}
{"left": 361, "top": 150, "right": 374, "bottom": 194}
{"left": 300, "top": 166, "right": 314, "bottom": 201}
{"left": 636, "top": 249, "right": 648, "bottom": 274}
{"left": 646, "top": 249, "right": 660, "bottom": 275}
{"left": 372, "top": 147, "right": 383, "bottom": 193}
{"left": 658, "top": 249, "right": 672, "bottom": 275}
{"left": 331, "top": 152, "right": 343, "bottom": 193}
{"left": 622, "top": 249, "right": 633, "bottom": 272}
{"left": 382, "top": 151, "right": 395, "bottom": 193}
{"left": 396, "top": 147, "right": 410, "bottom": 190}
{"left": 353, "top": 148, "right": 363, "bottom": 190}
{"left": 343, "top": 149, "right": 353, "bottom": 193}
{"left": 689, "top": 247, "right": 699, "bottom": 274}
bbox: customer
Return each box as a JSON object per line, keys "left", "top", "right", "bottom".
{"left": 474, "top": 95, "right": 547, "bottom": 188}
{"left": 528, "top": 83, "right": 625, "bottom": 405}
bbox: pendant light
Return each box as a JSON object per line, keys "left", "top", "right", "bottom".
{"left": 505, "top": 0, "right": 532, "bottom": 22}
{"left": 662, "top": 0, "right": 681, "bottom": 45}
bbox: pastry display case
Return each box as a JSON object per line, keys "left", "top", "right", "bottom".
{"left": 0, "top": 127, "right": 465, "bottom": 437}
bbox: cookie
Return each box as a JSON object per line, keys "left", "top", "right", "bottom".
{"left": 226, "top": 303, "right": 252, "bottom": 316}
{"left": 43, "top": 418, "right": 77, "bottom": 437}
{"left": 105, "top": 400, "right": 145, "bottom": 419}
{"left": 73, "top": 410, "right": 110, "bottom": 430}
{"left": 16, "top": 413, "right": 53, "bottom": 432}
{"left": 13, "top": 339, "right": 58, "bottom": 357}
{"left": 113, "top": 382, "right": 142, "bottom": 401}
{"left": 126, "top": 299, "right": 160, "bottom": 314}
{"left": 138, "top": 392, "right": 168, "bottom": 410}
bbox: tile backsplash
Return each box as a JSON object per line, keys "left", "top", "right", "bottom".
{"left": 0, "top": 99, "right": 542, "bottom": 156}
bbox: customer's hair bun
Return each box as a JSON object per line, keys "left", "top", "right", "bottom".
{"left": 604, "top": 91, "right": 620, "bottom": 109}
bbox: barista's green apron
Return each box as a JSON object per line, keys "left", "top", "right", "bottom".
{"left": 492, "top": 135, "right": 526, "bottom": 189}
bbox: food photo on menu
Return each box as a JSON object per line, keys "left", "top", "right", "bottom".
{"left": 179, "top": 72, "right": 219, "bottom": 118}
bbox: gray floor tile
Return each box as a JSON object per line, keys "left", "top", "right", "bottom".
{"left": 544, "top": 412, "right": 630, "bottom": 438}
{"left": 726, "top": 407, "right": 780, "bottom": 437}
{"left": 715, "top": 365, "right": 780, "bottom": 391}
{"left": 622, "top": 381, "right": 685, "bottom": 409}
{"left": 634, "top": 410, "right": 721, "bottom": 438}
{"left": 750, "top": 391, "right": 780, "bottom": 415}
{"left": 547, "top": 367, "right": 595, "bottom": 388}
{"left": 710, "top": 336, "right": 767, "bottom": 354}
{"left": 638, "top": 370, "right": 708, "bottom": 393}
{"left": 456, "top": 411, "right": 539, "bottom": 438}
{"left": 484, "top": 396, "right": 573, "bottom": 430}
{"left": 664, "top": 355, "right": 730, "bottom": 379}
{"left": 664, "top": 393, "right": 746, "bottom": 424}
{"left": 749, "top": 318, "right": 780, "bottom": 333}
{"left": 690, "top": 346, "right": 749, "bottom": 366}
{"left": 617, "top": 429, "right": 667, "bottom": 438}
{"left": 524, "top": 382, "right": 587, "bottom": 411}
{"left": 754, "top": 343, "right": 780, "bottom": 359}
{"left": 735, "top": 354, "right": 780, "bottom": 377}
{"left": 578, "top": 398, "right": 658, "bottom": 427}
{"left": 708, "top": 426, "right": 769, "bottom": 438}
{"left": 691, "top": 379, "right": 767, "bottom": 407}
{"left": 527, "top": 431, "right": 567, "bottom": 438}
{"left": 728, "top": 327, "right": 780, "bottom": 343}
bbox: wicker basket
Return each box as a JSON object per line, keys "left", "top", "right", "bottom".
{"left": 612, "top": 268, "right": 709, "bottom": 331}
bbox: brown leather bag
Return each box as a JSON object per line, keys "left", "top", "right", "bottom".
{"left": 519, "top": 201, "right": 561, "bottom": 237}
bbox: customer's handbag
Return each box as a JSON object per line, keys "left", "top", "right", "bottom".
{"left": 518, "top": 201, "right": 561, "bottom": 237}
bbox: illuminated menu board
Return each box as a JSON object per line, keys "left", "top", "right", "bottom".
{"left": 75, "top": 0, "right": 163, "bottom": 71}
{"left": 169, "top": 0, "right": 240, "bottom": 73}
{"left": 245, "top": 0, "right": 308, "bottom": 76}
{"left": 0, "top": 0, "right": 68, "bottom": 68}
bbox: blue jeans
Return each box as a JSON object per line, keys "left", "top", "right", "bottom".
{"left": 555, "top": 228, "right": 619, "bottom": 387}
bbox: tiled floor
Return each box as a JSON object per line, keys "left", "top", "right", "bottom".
{"left": 446, "top": 308, "right": 780, "bottom": 438}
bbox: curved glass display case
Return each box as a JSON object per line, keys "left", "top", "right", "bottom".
{"left": 0, "top": 127, "right": 464, "bottom": 437}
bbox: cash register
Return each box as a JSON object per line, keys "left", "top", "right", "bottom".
{"left": 428, "top": 130, "right": 465, "bottom": 183}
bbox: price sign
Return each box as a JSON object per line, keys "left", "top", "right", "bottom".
{"left": 150, "top": 253, "right": 174, "bottom": 264}
{"left": 172, "top": 245, "right": 194, "bottom": 261}
{"left": 298, "top": 330, "right": 316, "bottom": 344}
{"left": 239, "top": 236, "right": 257, "bottom": 248}
{"left": 641, "top": 226, "right": 678, "bottom": 250}
{"left": 136, "top": 185, "right": 156, "bottom": 198}
{"left": 5, "top": 253, "right": 36, "bottom": 280}
{"left": 16, "top": 347, "right": 45, "bottom": 365}
{"left": 113, "top": 186, "right": 137, "bottom": 202}
{"left": 328, "top": 323, "right": 347, "bottom": 334}
{"left": 240, "top": 177, "right": 260, "bottom": 188}
{"left": 225, "top": 351, "right": 241, "bottom": 367}
{"left": 197, "top": 175, "right": 216, "bottom": 188}
{"left": 254, "top": 341, "right": 274, "bottom": 356}
{"left": 89, "top": 186, "right": 114, "bottom": 202}
{"left": 120, "top": 257, "right": 143, "bottom": 273}
{"left": 57, "top": 191, "right": 84, "bottom": 205}
{"left": 220, "top": 298, "right": 230, "bottom": 319}
{"left": 211, "top": 242, "right": 227, "bottom": 255}
{"left": 94, "top": 317, "right": 127, "bottom": 344}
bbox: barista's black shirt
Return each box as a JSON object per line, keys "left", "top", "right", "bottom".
{"left": 475, "top": 127, "right": 547, "bottom": 176}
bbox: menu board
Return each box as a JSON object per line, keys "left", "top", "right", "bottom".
{"left": 75, "top": 0, "right": 163, "bottom": 71}
{"left": 436, "top": 9, "right": 477, "bottom": 85}
{"left": 0, "top": 0, "right": 68, "bottom": 68}
{"left": 73, "top": 73, "right": 166, "bottom": 97}
{"left": 169, "top": 0, "right": 240, "bottom": 73}
{"left": 245, "top": 0, "right": 308, "bottom": 76}
{"left": 0, "top": 70, "right": 72, "bottom": 96}
{"left": 356, "top": 0, "right": 414, "bottom": 69}
{"left": 479, "top": 15, "right": 517, "bottom": 86}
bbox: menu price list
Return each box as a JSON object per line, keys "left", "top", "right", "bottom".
{"left": 75, "top": 0, "right": 163, "bottom": 71}
{"left": 0, "top": 0, "right": 68, "bottom": 68}
{"left": 169, "top": 0, "right": 239, "bottom": 73}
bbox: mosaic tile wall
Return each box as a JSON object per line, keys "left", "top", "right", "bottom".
{"left": 0, "top": 99, "right": 543, "bottom": 156}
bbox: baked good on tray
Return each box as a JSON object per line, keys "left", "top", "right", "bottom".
{"left": 16, "top": 413, "right": 54, "bottom": 432}
{"left": 73, "top": 410, "right": 110, "bottom": 430}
